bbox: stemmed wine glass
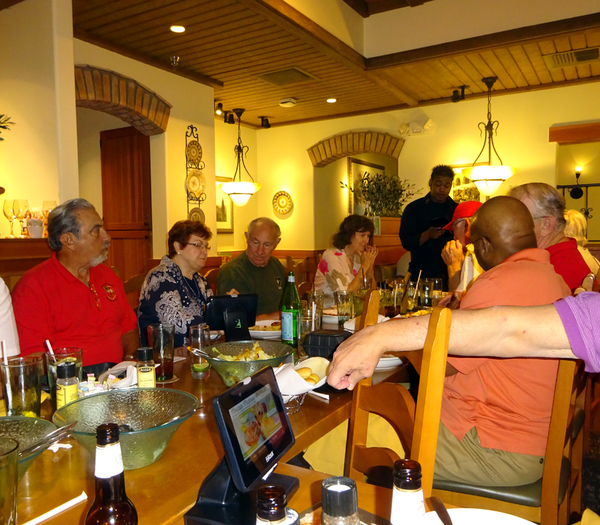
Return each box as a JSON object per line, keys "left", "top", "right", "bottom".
{"left": 3, "top": 200, "right": 17, "bottom": 238}
{"left": 42, "top": 200, "right": 57, "bottom": 238}
{"left": 14, "top": 199, "right": 29, "bottom": 238}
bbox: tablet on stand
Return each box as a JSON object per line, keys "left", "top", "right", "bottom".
{"left": 184, "top": 367, "right": 298, "bottom": 525}
{"left": 205, "top": 294, "right": 258, "bottom": 342}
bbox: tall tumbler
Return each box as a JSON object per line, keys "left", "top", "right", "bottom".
{"left": 147, "top": 324, "right": 175, "bottom": 382}
{"left": 1, "top": 356, "right": 42, "bottom": 417}
{"left": 0, "top": 437, "right": 18, "bottom": 525}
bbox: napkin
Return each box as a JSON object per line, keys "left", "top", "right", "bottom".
{"left": 343, "top": 315, "right": 388, "bottom": 332}
{"left": 274, "top": 356, "right": 330, "bottom": 400}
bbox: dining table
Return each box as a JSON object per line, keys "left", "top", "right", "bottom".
{"left": 14, "top": 346, "right": 407, "bottom": 525}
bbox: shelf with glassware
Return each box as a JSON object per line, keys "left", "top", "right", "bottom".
{"left": 3, "top": 199, "right": 57, "bottom": 239}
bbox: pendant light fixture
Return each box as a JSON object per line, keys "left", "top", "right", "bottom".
{"left": 462, "top": 77, "right": 516, "bottom": 196}
{"left": 221, "top": 108, "right": 261, "bottom": 207}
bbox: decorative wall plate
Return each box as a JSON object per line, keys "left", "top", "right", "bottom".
{"left": 186, "top": 140, "right": 202, "bottom": 163}
{"left": 188, "top": 207, "right": 205, "bottom": 223}
{"left": 186, "top": 169, "right": 206, "bottom": 199}
{"left": 273, "top": 191, "right": 293, "bottom": 214}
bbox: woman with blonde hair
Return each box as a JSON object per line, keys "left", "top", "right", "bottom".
{"left": 564, "top": 209, "right": 599, "bottom": 276}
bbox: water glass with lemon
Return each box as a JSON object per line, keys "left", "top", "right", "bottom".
{"left": 1, "top": 356, "right": 43, "bottom": 417}
{"left": 189, "top": 324, "right": 210, "bottom": 379}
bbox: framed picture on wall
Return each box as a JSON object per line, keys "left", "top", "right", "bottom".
{"left": 216, "top": 176, "right": 234, "bottom": 234}
{"left": 347, "top": 157, "right": 386, "bottom": 215}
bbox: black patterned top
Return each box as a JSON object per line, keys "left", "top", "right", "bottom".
{"left": 138, "top": 256, "right": 213, "bottom": 348}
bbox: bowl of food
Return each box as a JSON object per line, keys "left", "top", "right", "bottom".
{"left": 52, "top": 388, "right": 198, "bottom": 470}
{"left": 0, "top": 416, "right": 57, "bottom": 480}
{"left": 204, "top": 340, "right": 293, "bottom": 387}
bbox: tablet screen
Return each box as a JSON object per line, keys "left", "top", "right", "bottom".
{"left": 213, "top": 367, "right": 295, "bottom": 492}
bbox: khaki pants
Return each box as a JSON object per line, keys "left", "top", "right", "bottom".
{"left": 434, "top": 423, "right": 545, "bottom": 486}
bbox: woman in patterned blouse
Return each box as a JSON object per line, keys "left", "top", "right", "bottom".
{"left": 138, "top": 221, "right": 235, "bottom": 348}
{"left": 315, "top": 215, "right": 379, "bottom": 295}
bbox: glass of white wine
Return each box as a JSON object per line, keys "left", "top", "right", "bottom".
{"left": 3, "top": 200, "right": 17, "bottom": 238}
{"left": 406, "top": 281, "right": 418, "bottom": 311}
{"left": 14, "top": 199, "right": 29, "bottom": 238}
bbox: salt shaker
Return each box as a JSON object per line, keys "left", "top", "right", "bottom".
{"left": 321, "top": 476, "right": 360, "bottom": 525}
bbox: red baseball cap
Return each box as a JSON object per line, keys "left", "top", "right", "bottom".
{"left": 443, "top": 201, "right": 482, "bottom": 230}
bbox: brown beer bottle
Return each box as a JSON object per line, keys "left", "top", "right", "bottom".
{"left": 85, "top": 423, "right": 138, "bottom": 525}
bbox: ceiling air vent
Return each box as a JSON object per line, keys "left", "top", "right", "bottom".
{"left": 543, "top": 47, "right": 600, "bottom": 69}
{"left": 258, "top": 67, "right": 318, "bottom": 86}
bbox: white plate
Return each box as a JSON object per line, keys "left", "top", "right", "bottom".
{"left": 375, "top": 356, "right": 403, "bottom": 371}
{"left": 421, "top": 508, "right": 534, "bottom": 525}
{"left": 249, "top": 320, "right": 281, "bottom": 340}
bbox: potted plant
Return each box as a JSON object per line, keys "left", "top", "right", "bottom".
{"left": 0, "top": 114, "right": 14, "bottom": 141}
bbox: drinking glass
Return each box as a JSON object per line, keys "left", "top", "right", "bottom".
{"left": 2, "top": 200, "right": 16, "bottom": 238}
{"left": 419, "top": 278, "right": 434, "bottom": 308}
{"left": 188, "top": 324, "right": 210, "bottom": 380}
{"left": 147, "top": 324, "right": 175, "bottom": 382}
{"left": 0, "top": 356, "right": 43, "bottom": 417}
{"left": 0, "top": 437, "right": 18, "bottom": 525}
{"left": 45, "top": 347, "right": 83, "bottom": 412}
{"left": 14, "top": 199, "right": 29, "bottom": 238}
{"left": 334, "top": 290, "right": 353, "bottom": 329}
{"left": 406, "top": 281, "right": 418, "bottom": 312}
{"left": 431, "top": 277, "right": 444, "bottom": 307}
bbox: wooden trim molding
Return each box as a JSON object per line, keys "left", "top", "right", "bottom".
{"left": 75, "top": 64, "right": 173, "bottom": 136}
{"left": 307, "top": 131, "right": 404, "bottom": 167}
{"left": 549, "top": 122, "right": 600, "bottom": 145}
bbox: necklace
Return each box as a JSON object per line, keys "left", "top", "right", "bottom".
{"left": 182, "top": 275, "right": 203, "bottom": 303}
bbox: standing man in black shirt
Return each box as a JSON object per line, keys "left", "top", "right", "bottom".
{"left": 399, "top": 165, "right": 457, "bottom": 290}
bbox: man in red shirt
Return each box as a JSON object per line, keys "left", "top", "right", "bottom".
{"left": 11, "top": 199, "right": 138, "bottom": 368}
{"left": 509, "top": 182, "right": 590, "bottom": 293}
{"left": 434, "top": 196, "right": 570, "bottom": 486}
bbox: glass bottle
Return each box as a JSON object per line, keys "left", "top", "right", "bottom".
{"left": 390, "top": 459, "right": 425, "bottom": 525}
{"left": 136, "top": 347, "right": 156, "bottom": 388}
{"left": 56, "top": 361, "right": 78, "bottom": 409}
{"left": 85, "top": 423, "right": 138, "bottom": 525}
{"left": 281, "top": 271, "right": 301, "bottom": 355}
{"left": 321, "top": 476, "right": 360, "bottom": 525}
{"left": 256, "top": 485, "right": 299, "bottom": 525}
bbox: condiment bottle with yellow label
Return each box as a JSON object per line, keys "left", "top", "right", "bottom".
{"left": 56, "top": 361, "right": 78, "bottom": 409}
{"left": 136, "top": 347, "right": 156, "bottom": 388}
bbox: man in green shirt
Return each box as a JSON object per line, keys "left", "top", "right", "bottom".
{"left": 217, "top": 218, "right": 287, "bottom": 316}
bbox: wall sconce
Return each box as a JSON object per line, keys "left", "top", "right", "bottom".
{"left": 215, "top": 102, "right": 223, "bottom": 116}
{"left": 570, "top": 166, "right": 584, "bottom": 199}
{"left": 259, "top": 117, "right": 271, "bottom": 129}
{"left": 451, "top": 85, "right": 469, "bottom": 103}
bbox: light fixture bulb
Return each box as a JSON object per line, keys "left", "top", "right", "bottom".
{"left": 170, "top": 25, "right": 185, "bottom": 33}
{"left": 576, "top": 166, "right": 583, "bottom": 174}
{"left": 215, "top": 102, "right": 223, "bottom": 116}
{"left": 221, "top": 182, "right": 262, "bottom": 207}
{"left": 327, "top": 98, "right": 337, "bottom": 103}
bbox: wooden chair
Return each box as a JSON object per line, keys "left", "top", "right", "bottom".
{"left": 432, "top": 359, "right": 587, "bottom": 525}
{"left": 344, "top": 307, "right": 451, "bottom": 497}
{"left": 297, "top": 281, "right": 313, "bottom": 296}
{"left": 355, "top": 289, "right": 380, "bottom": 332}
{"left": 287, "top": 257, "right": 318, "bottom": 284}
{"left": 123, "top": 272, "right": 146, "bottom": 314}
{"left": 203, "top": 268, "right": 219, "bottom": 294}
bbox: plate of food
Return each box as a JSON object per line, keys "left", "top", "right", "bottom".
{"left": 249, "top": 320, "right": 282, "bottom": 340}
{"left": 375, "top": 354, "right": 403, "bottom": 371}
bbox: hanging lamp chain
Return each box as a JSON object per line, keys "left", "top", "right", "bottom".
{"left": 232, "top": 111, "right": 256, "bottom": 183}
{"left": 472, "top": 76, "right": 504, "bottom": 167}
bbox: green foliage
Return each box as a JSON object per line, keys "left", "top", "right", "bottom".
{"left": 342, "top": 171, "right": 421, "bottom": 217}
{"left": 0, "top": 114, "right": 15, "bottom": 141}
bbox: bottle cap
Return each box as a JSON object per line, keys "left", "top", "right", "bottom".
{"left": 137, "top": 347, "right": 153, "bottom": 362}
{"left": 96, "top": 422, "right": 119, "bottom": 446}
{"left": 321, "top": 476, "right": 358, "bottom": 518}
{"left": 57, "top": 361, "right": 76, "bottom": 379}
{"left": 256, "top": 485, "right": 286, "bottom": 521}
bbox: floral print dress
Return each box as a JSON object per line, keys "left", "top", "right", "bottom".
{"left": 315, "top": 248, "right": 361, "bottom": 295}
{"left": 138, "top": 256, "right": 213, "bottom": 348}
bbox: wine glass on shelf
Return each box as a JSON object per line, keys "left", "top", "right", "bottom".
{"left": 14, "top": 199, "right": 29, "bottom": 238}
{"left": 42, "top": 200, "right": 57, "bottom": 238}
{"left": 3, "top": 200, "right": 17, "bottom": 238}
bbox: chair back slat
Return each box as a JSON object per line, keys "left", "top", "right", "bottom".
{"left": 356, "top": 290, "right": 380, "bottom": 331}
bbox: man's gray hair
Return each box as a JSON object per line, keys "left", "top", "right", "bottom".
{"left": 508, "top": 183, "right": 566, "bottom": 232}
{"left": 247, "top": 217, "right": 281, "bottom": 239}
{"left": 47, "top": 198, "right": 96, "bottom": 252}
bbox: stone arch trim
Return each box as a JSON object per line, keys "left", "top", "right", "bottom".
{"left": 307, "top": 131, "right": 405, "bottom": 167}
{"left": 75, "top": 65, "right": 172, "bottom": 136}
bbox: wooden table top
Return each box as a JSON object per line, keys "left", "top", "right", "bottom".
{"left": 16, "top": 357, "right": 355, "bottom": 524}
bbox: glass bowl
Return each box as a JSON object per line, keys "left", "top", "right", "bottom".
{"left": 0, "top": 416, "right": 56, "bottom": 480}
{"left": 204, "top": 340, "right": 293, "bottom": 387}
{"left": 52, "top": 388, "right": 198, "bottom": 470}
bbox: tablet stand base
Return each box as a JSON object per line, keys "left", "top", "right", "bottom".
{"left": 184, "top": 458, "right": 299, "bottom": 525}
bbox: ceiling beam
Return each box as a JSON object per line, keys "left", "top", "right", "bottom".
{"left": 368, "top": 12, "right": 600, "bottom": 69}
{"left": 238, "top": 0, "right": 419, "bottom": 106}
{"left": 73, "top": 28, "right": 224, "bottom": 89}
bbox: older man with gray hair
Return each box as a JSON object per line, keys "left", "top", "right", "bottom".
{"left": 217, "top": 217, "right": 286, "bottom": 317}
{"left": 508, "top": 182, "right": 590, "bottom": 292}
{"left": 11, "top": 198, "right": 138, "bottom": 368}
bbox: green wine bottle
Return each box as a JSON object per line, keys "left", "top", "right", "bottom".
{"left": 281, "top": 271, "right": 301, "bottom": 356}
